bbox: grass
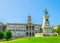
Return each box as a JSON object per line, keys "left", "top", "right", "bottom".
{"left": 0, "top": 36, "right": 60, "bottom": 43}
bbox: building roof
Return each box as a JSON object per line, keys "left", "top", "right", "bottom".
{"left": 6, "top": 23, "right": 42, "bottom": 26}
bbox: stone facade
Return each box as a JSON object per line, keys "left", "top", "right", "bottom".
{"left": 6, "top": 23, "right": 42, "bottom": 38}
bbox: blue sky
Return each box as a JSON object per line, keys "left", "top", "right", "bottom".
{"left": 0, "top": 0, "right": 60, "bottom": 26}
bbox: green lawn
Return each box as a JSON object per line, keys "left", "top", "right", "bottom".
{"left": 0, "top": 36, "right": 60, "bottom": 43}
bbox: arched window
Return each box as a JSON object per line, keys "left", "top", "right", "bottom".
{"left": 26, "top": 32, "right": 28, "bottom": 36}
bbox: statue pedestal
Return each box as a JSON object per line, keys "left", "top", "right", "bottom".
{"left": 35, "top": 33, "right": 58, "bottom": 37}
{"left": 35, "top": 33, "right": 43, "bottom": 37}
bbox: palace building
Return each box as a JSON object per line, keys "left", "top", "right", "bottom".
{"left": 6, "top": 16, "right": 42, "bottom": 38}
{"left": 0, "top": 9, "right": 52, "bottom": 38}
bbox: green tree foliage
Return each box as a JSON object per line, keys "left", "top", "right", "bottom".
{"left": 0, "top": 30, "right": 3, "bottom": 39}
{"left": 52, "top": 28, "right": 57, "bottom": 33}
{"left": 53, "top": 25, "right": 60, "bottom": 35}
{"left": 56, "top": 25, "right": 60, "bottom": 34}
{"left": 4, "top": 30, "right": 12, "bottom": 40}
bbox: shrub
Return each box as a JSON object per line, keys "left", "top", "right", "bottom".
{"left": 4, "top": 30, "right": 12, "bottom": 40}
{"left": 0, "top": 30, "right": 3, "bottom": 39}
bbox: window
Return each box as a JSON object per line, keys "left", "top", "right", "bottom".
{"left": 46, "top": 19, "right": 48, "bottom": 21}
{"left": 12, "top": 29, "right": 14, "bottom": 31}
{"left": 29, "top": 32, "right": 31, "bottom": 36}
{"left": 26, "top": 32, "right": 28, "bottom": 36}
{"left": 32, "top": 26, "right": 34, "bottom": 31}
{"left": 26, "top": 26, "right": 28, "bottom": 31}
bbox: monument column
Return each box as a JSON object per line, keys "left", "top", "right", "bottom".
{"left": 42, "top": 9, "right": 52, "bottom": 35}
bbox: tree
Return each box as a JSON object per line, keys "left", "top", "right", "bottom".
{"left": 56, "top": 25, "right": 60, "bottom": 35}
{"left": 4, "top": 30, "right": 12, "bottom": 40}
{"left": 52, "top": 28, "right": 57, "bottom": 33}
{"left": 53, "top": 25, "right": 60, "bottom": 35}
{"left": 0, "top": 30, "right": 3, "bottom": 39}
